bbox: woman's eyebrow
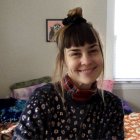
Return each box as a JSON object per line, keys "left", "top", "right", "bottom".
{"left": 67, "top": 48, "right": 80, "bottom": 52}
{"left": 89, "top": 43, "right": 98, "bottom": 48}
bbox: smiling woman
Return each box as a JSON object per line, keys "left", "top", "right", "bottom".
{"left": 13, "top": 7, "right": 124, "bottom": 140}
{"left": 64, "top": 43, "right": 103, "bottom": 89}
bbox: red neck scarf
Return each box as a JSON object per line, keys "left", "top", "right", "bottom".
{"left": 63, "top": 75, "right": 97, "bottom": 102}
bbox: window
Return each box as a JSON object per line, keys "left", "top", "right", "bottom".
{"left": 114, "top": 0, "right": 140, "bottom": 81}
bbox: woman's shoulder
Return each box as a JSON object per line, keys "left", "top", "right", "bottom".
{"left": 36, "top": 82, "right": 54, "bottom": 91}
{"left": 28, "top": 82, "right": 57, "bottom": 100}
{"left": 102, "top": 90, "right": 124, "bottom": 116}
{"left": 103, "top": 90, "right": 121, "bottom": 100}
{"left": 101, "top": 90, "right": 122, "bottom": 106}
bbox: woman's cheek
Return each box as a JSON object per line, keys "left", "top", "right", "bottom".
{"left": 65, "top": 60, "right": 76, "bottom": 72}
{"left": 97, "top": 55, "right": 104, "bottom": 66}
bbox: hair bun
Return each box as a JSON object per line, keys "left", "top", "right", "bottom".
{"left": 62, "top": 15, "right": 86, "bottom": 26}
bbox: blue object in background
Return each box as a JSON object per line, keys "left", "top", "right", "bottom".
{"left": 0, "top": 99, "right": 26, "bottom": 123}
{"left": 122, "top": 100, "right": 133, "bottom": 114}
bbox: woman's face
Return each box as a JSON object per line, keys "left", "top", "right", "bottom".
{"left": 64, "top": 43, "right": 103, "bottom": 89}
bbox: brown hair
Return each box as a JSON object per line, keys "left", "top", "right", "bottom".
{"left": 52, "top": 7, "right": 104, "bottom": 85}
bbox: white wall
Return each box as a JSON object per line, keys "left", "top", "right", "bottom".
{"left": 0, "top": 0, "right": 107, "bottom": 97}
{"left": 113, "top": 83, "right": 140, "bottom": 112}
{"left": 105, "top": 0, "right": 115, "bottom": 79}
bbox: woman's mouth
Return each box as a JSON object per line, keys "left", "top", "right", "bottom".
{"left": 78, "top": 67, "right": 97, "bottom": 74}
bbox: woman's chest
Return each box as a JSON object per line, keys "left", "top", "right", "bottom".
{"left": 46, "top": 100, "right": 110, "bottom": 139}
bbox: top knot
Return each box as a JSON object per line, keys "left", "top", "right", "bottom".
{"left": 62, "top": 15, "right": 86, "bottom": 26}
{"left": 62, "top": 7, "right": 86, "bottom": 26}
{"left": 67, "top": 7, "right": 83, "bottom": 17}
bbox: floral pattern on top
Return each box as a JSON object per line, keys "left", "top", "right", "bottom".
{"left": 13, "top": 82, "right": 124, "bottom": 140}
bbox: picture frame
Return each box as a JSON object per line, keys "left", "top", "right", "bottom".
{"left": 46, "top": 19, "right": 63, "bottom": 42}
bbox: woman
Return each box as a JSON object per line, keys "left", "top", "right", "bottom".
{"left": 13, "top": 7, "right": 124, "bottom": 140}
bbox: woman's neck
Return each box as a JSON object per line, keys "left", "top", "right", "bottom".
{"left": 77, "top": 83, "right": 92, "bottom": 90}
{"left": 63, "top": 74, "right": 98, "bottom": 102}
{"left": 67, "top": 74, "right": 92, "bottom": 90}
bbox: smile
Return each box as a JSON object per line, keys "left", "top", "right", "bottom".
{"left": 78, "top": 67, "right": 97, "bottom": 73}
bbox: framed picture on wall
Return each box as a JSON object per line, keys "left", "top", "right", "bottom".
{"left": 46, "top": 19, "right": 63, "bottom": 42}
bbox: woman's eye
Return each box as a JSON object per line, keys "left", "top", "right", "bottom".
{"left": 89, "top": 49, "right": 98, "bottom": 53}
{"left": 70, "top": 53, "right": 81, "bottom": 57}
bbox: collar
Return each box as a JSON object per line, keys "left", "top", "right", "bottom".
{"left": 63, "top": 74, "right": 97, "bottom": 102}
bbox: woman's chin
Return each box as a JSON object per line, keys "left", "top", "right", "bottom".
{"left": 77, "top": 79, "right": 96, "bottom": 89}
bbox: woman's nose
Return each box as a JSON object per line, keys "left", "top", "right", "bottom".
{"left": 80, "top": 54, "right": 92, "bottom": 65}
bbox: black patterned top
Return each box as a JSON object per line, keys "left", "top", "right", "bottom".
{"left": 13, "top": 78, "right": 124, "bottom": 140}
